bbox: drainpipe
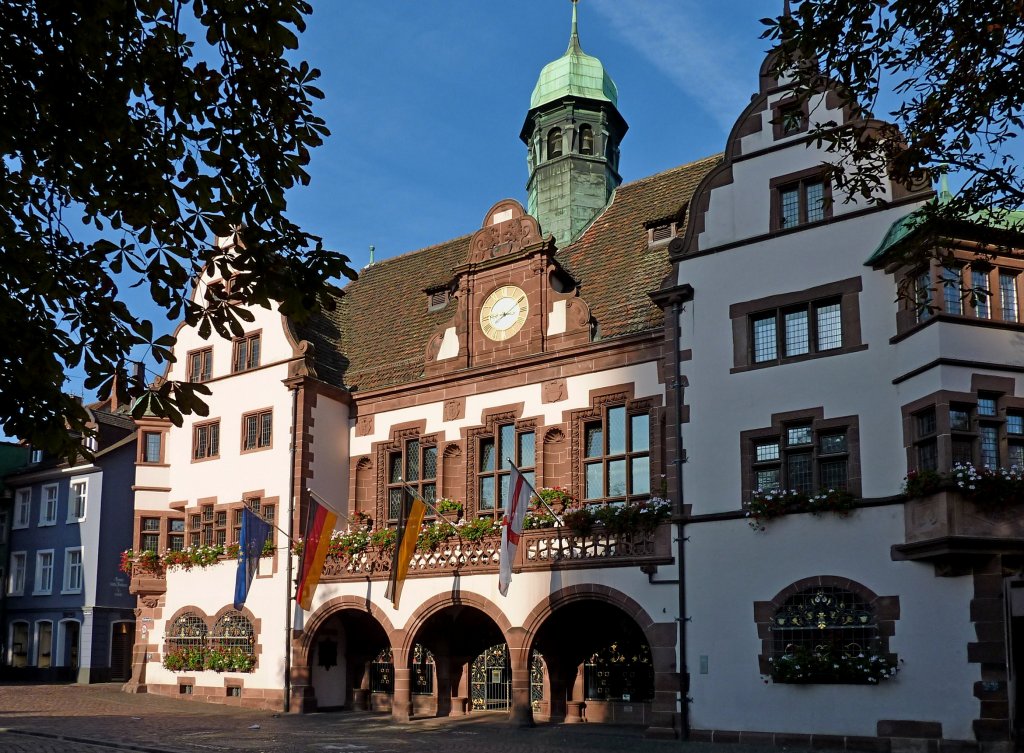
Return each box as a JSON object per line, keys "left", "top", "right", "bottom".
{"left": 284, "top": 384, "right": 298, "bottom": 713}
{"left": 671, "top": 296, "right": 690, "bottom": 741}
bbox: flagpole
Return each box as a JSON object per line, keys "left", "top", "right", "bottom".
{"left": 507, "top": 459, "right": 563, "bottom": 526}
{"left": 398, "top": 480, "right": 446, "bottom": 519}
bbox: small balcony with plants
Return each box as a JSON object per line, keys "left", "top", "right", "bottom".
{"left": 317, "top": 490, "right": 674, "bottom": 583}
{"left": 896, "top": 463, "right": 1024, "bottom": 565}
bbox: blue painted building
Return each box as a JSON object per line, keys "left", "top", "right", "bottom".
{"left": 3, "top": 405, "right": 137, "bottom": 682}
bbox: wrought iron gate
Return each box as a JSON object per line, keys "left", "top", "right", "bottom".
{"left": 471, "top": 643, "right": 510, "bottom": 710}
{"left": 530, "top": 651, "right": 545, "bottom": 711}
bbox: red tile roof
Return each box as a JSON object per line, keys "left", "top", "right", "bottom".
{"left": 308, "top": 154, "right": 720, "bottom": 392}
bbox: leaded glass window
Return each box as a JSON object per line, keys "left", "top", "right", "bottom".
{"left": 583, "top": 406, "right": 650, "bottom": 503}
{"left": 942, "top": 266, "right": 963, "bottom": 315}
{"left": 386, "top": 439, "right": 436, "bottom": 522}
{"left": 972, "top": 269, "right": 991, "bottom": 318}
{"left": 1000, "top": 271, "right": 1019, "bottom": 322}
{"left": 915, "top": 269, "right": 933, "bottom": 323}
{"left": 751, "top": 424, "right": 850, "bottom": 496}
{"left": 777, "top": 177, "right": 827, "bottom": 229}
{"left": 750, "top": 299, "right": 843, "bottom": 365}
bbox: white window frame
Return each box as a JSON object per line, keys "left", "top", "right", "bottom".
{"left": 39, "top": 483, "right": 58, "bottom": 526}
{"left": 34, "top": 549, "right": 54, "bottom": 595}
{"left": 62, "top": 547, "right": 83, "bottom": 594}
{"left": 8, "top": 620, "right": 29, "bottom": 667}
{"left": 8, "top": 551, "right": 26, "bottom": 596}
{"left": 13, "top": 488, "right": 30, "bottom": 529}
{"left": 68, "top": 479, "right": 88, "bottom": 523}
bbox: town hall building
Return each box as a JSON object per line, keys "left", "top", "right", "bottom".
{"left": 121, "top": 4, "right": 1024, "bottom": 749}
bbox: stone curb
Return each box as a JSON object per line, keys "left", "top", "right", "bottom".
{"left": 0, "top": 727, "right": 182, "bottom": 753}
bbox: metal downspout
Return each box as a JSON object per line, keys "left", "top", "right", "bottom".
{"left": 672, "top": 297, "right": 690, "bottom": 740}
{"left": 284, "top": 384, "right": 298, "bottom": 713}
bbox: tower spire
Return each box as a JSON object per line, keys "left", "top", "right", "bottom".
{"left": 568, "top": 0, "right": 581, "bottom": 52}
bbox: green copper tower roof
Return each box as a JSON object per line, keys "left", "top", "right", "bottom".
{"left": 529, "top": 1, "right": 618, "bottom": 111}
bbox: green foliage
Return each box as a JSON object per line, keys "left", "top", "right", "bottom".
{"left": 952, "top": 462, "right": 1024, "bottom": 507}
{"left": 561, "top": 504, "right": 595, "bottom": 536}
{"left": 435, "top": 498, "right": 463, "bottom": 515}
{"left": 457, "top": 517, "right": 500, "bottom": 542}
{"left": 593, "top": 498, "right": 672, "bottom": 535}
{"left": 162, "top": 646, "right": 206, "bottom": 672}
{"left": 767, "top": 644, "right": 898, "bottom": 684}
{"left": 902, "top": 469, "right": 944, "bottom": 497}
{"left": 747, "top": 488, "right": 857, "bottom": 531}
{"left": 0, "top": 1, "right": 356, "bottom": 457}
{"left": 369, "top": 528, "right": 397, "bottom": 550}
{"left": 327, "top": 528, "right": 370, "bottom": 557}
{"left": 416, "top": 521, "right": 457, "bottom": 551}
{"left": 163, "top": 645, "right": 254, "bottom": 673}
{"left": 761, "top": 2, "right": 1024, "bottom": 243}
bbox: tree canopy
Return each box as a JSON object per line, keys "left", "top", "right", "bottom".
{"left": 762, "top": 1, "right": 1024, "bottom": 232}
{"left": 0, "top": 0, "right": 355, "bottom": 456}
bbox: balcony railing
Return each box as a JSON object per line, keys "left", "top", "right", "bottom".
{"left": 321, "top": 522, "right": 673, "bottom": 583}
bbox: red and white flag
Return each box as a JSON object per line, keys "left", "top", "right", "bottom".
{"left": 499, "top": 463, "right": 536, "bottom": 596}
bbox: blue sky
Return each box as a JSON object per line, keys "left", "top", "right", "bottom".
{"left": 292, "top": 0, "right": 769, "bottom": 269}
{"left": 62, "top": 0, "right": 780, "bottom": 401}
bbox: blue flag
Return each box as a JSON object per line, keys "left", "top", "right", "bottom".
{"left": 233, "top": 507, "right": 272, "bottom": 610}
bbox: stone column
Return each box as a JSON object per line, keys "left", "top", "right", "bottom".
{"left": 391, "top": 647, "right": 412, "bottom": 722}
{"left": 564, "top": 663, "right": 586, "bottom": 723}
{"left": 507, "top": 631, "right": 534, "bottom": 726}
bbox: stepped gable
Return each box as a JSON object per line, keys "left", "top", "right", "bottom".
{"left": 555, "top": 153, "right": 720, "bottom": 338}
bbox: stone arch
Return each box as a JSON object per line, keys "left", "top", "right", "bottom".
{"left": 297, "top": 595, "right": 397, "bottom": 667}
{"left": 522, "top": 583, "right": 660, "bottom": 649}
{"left": 400, "top": 590, "right": 513, "bottom": 655}
{"left": 522, "top": 584, "right": 676, "bottom": 733}
{"left": 294, "top": 595, "right": 399, "bottom": 714}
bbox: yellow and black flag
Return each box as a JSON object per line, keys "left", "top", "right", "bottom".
{"left": 384, "top": 485, "right": 426, "bottom": 610}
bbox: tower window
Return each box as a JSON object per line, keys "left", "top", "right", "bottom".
{"left": 579, "top": 124, "right": 594, "bottom": 155}
{"left": 547, "top": 128, "right": 563, "bottom": 159}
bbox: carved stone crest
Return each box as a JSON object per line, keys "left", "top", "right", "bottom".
{"left": 542, "top": 379, "right": 567, "bottom": 404}
{"left": 355, "top": 415, "right": 374, "bottom": 437}
{"left": 469, "top": 200, "right": 543, "bottom": 262}
{"left": 443, "top": 398, "right": 465, "bottom": 422}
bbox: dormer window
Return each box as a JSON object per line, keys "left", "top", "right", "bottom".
{"left": 547, "top": 128, "right": 563, "bottom": 159}
{"left": 427, "top": 289, "right": 450, "bottom": 312}
{"left": 646, "top": 222, "right": 678, "bottom": 247}
{"left": 579, "top": 124, "right": 594, "bottom": 155}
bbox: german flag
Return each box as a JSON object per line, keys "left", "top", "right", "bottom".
{"left": 296, "top": 496, "right": 338, "bottom": 611}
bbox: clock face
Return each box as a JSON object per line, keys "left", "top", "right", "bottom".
{"left": 480, "top": 285, "right": 529, "bottom": 341}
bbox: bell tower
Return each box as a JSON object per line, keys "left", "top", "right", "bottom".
{"left": 520, "top": 0, "right": 628, "bottom": 248}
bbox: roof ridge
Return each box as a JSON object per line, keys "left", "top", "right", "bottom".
{"left": 356, "top": 232, "right": 474, "bottom": 274}
{"left": 618, "top": 153, "right": 722, "bottom": 191}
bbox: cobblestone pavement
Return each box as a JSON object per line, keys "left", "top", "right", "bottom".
{"left": 0, "top": 683, "right": 753, "bottom": 753}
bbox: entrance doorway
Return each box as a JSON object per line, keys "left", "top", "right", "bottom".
{"left": 471, "top": 643, "right": 510, "bottom": 711}
{"left": 110, "top": 622, "right": 134, "bottom": 681}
